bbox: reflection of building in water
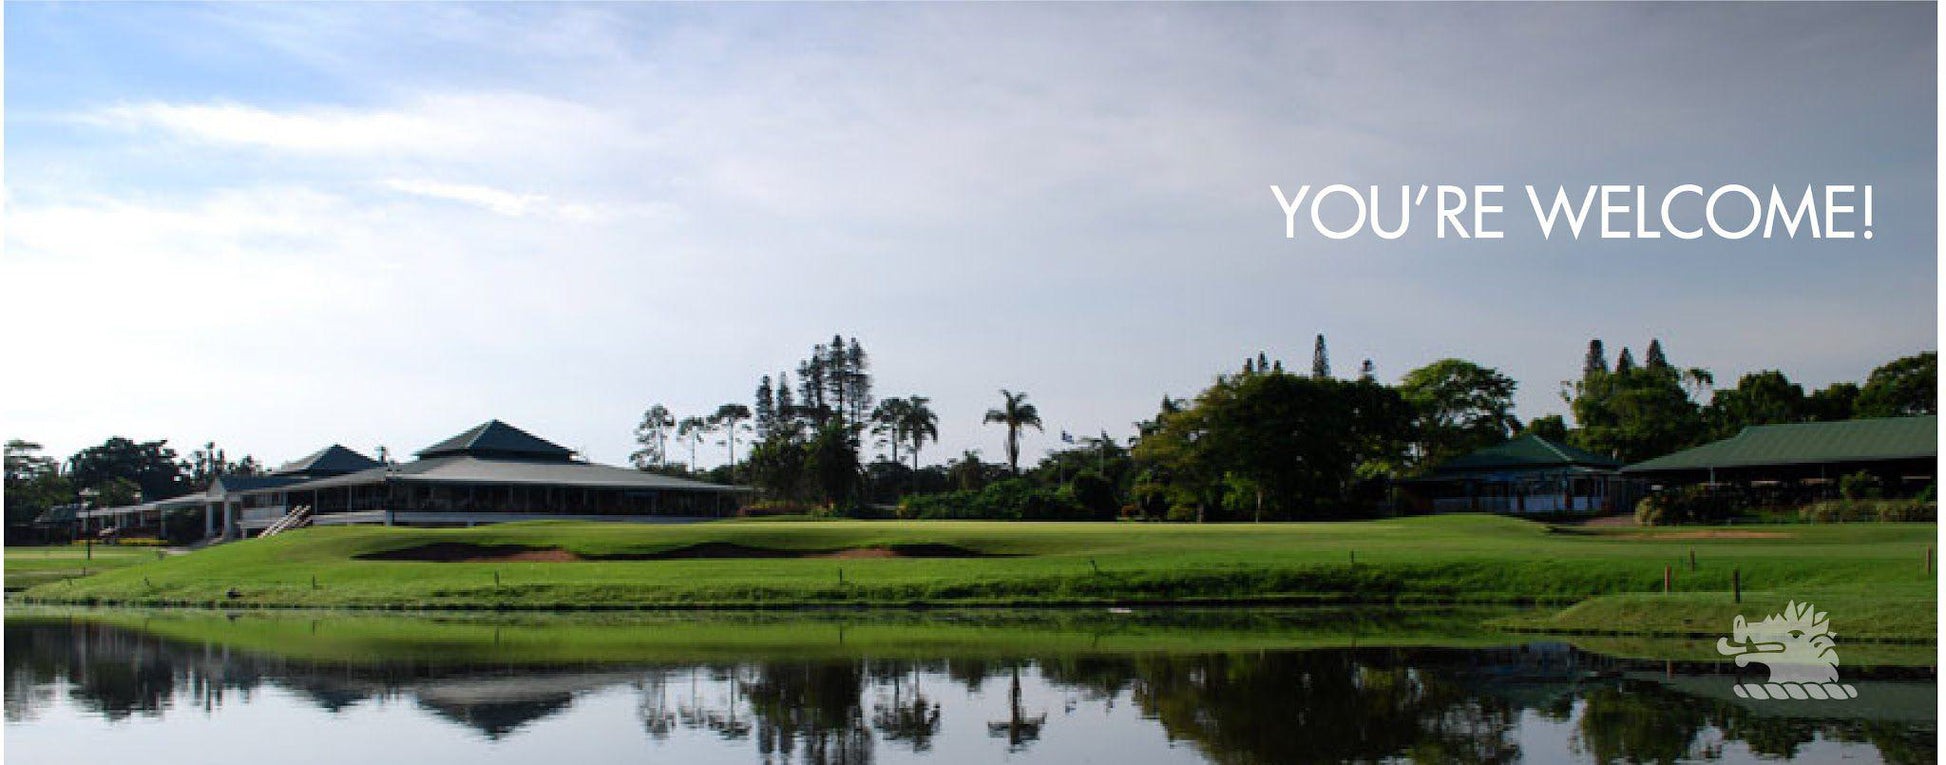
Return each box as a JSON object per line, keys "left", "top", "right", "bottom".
{"left": 5, "top": 619, "right": 1935, "bottom": 764}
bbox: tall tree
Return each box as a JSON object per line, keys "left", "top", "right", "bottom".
{"left": 1397, "top": 359, "right": 1520, "bottom": 469}
{"left": 631, "top": 405, "right": 674, "bottom": 468}
{"left": 1311, "top": 334, "right": 1331, "bottom": 378}
{"left": 67, "top": 437, "right": 186, "bottom": 500}
{"left": 713, "top": 404, "right": 753, "bottom": 471}
{"left": 676, "top": 416, "right": 710, "bottom": 470}
{"left": 1582, "top": 339, "right": 1609, "bottom": 379}
{"left": 754, "top": 376, "right": 778, "bottom": 440}
{"left": 871, "top": 398, "right": 914, "bottom": 464}
{"left": 1614, "top": 347, "right": 1637, "bottom": 374}
{"left": 1644, "top": 339, "right": 1670, "bottom": 371}
{"left": 1703, "top": 370, "right": 1805, "bottom": 439}
{"left": 902, "top": 396, "right": 940, "bottom": 470}
{"left": 1856, "top": 351, "right": 1937, "bottom": 417}
{"left": 984, "top": 389, "right": 1044, "bottom": 474}
{"left": 844, "top": 337, "right": 874, "bottom": 429}
{"left": 1804, "top": 382, "right": 1860, "bottom": 422}
{"left": 776, "top": 371, "right": 798, "bottom": 434}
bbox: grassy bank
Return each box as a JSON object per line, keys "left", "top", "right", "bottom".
{"left": 4, "top": 545, "right": 160, "bottom": 589}
{"left": 14, "top": 515, "right": 1936, "bottom": 639}
{"left": 7, "top": 604, "right": 1532, "bottom": 664}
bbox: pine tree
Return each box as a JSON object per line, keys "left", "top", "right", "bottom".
{"left": 776, "top": 371, "right": 797, "bottom": 431}
{"left": 1583, "top": 339, "right": 1609, "bottom": 379}
{"left": 1615, "top": 347, "right": 1637, "bottom": 373}
{"left": 845, "top": 337, "right": 873, "bottom": 428}
{"left": 1311, "top": 334, "right": 1330, "bottom": 378}
{"left": 754, "top": 376, "right": 777, "bottom": 439}
{"left": 1645, "top": 338, "right": 1670, "bottom": 371}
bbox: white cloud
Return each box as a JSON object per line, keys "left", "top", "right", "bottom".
{"left": 381, "top": 177, "right": 596, "bottom": 220}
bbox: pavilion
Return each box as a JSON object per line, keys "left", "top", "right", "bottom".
{"left": 1400, "top": 434, "right": 1632, "bottom": 515}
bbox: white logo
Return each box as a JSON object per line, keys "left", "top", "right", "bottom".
{"left": 1716, "top": 600, "right": 1857, "bottom": 700}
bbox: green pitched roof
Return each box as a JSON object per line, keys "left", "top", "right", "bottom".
{"left": 416, "top": 420, "right": 576, "bottom": 461}
{"left": 274, "top": 445, "right": 382, "bottom": 476}
{"left": 1433, "top": 435, "right": 1621, "bottom": 473}
{"left": 1625, "top": 416, "right": 1937, "bottom": 474}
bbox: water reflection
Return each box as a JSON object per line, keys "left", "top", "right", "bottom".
{"left": 5, "top": 614, "right": 1935, "bottom": 764}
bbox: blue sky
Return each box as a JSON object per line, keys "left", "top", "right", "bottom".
{"left": 4, "top": 3, "right": 1936, "bottom": 468}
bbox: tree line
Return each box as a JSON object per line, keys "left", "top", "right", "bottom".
{"left": 643, "top": 333, "right": 1932, "bottom": 522}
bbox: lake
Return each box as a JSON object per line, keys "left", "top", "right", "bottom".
{"left": 4, "top": 607, "right": 1935, "bottom": 763}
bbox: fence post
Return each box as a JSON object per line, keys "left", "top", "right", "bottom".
{"left": 1689, "top": 550, "right": 1696, "bottom": 571}
{"left": 1732, "top": 567, "right": 1741, "bottom": 604}
{"left": 1663, "top": 565, "right": 1671, "bottom": 594}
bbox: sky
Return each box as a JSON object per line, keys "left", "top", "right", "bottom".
{"left": 3, "top": 3, "right": 1936, "bottom": 470}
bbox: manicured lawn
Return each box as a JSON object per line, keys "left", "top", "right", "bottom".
{"left": 15, "top": 515, "right": 1936, "bottom": 639}
{"left": 4, "top": 545, "right": 161, "bottom": 589}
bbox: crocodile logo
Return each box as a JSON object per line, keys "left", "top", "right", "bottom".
{"left": 1715, "top": 600, "right": 1856, "bottom": 700}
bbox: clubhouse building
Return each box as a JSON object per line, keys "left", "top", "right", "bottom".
{"left": 76, "top": 420, "right": 746, "bottom": 540}
{"left": 1405, "top": 415, "right": 1937, "bottom": 516}
{"left": 1399, "top": 435, "right": 1632, "bottom": 515}
{"left": 1623, "top": 415, "right": 1937, "bottom": 493}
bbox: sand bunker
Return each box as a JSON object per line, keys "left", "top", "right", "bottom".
{"left": 358, "top": 541, "right": 994, "bottom": 563}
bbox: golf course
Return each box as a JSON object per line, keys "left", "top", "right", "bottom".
{"left": 9, "top": 514, "right": 1936, "bottom": 641}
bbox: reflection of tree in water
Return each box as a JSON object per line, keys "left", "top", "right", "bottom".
{"left": 1576, "top": 680, "right": 1938, "bottom": 765}
{"left": 8, "top": 619, "right": 1937, "bottom": 765}
{"left": 1124, "top": 650, "right": 1519, "bottom": 764}
{"left": 986, "top": 664, "right": 1046, "bottom": 750}
{"left": 870, "top": 661, "right": 941, "bottom": 753}
{"left": 745, "top": 660, "right": 874, "bottom": 765}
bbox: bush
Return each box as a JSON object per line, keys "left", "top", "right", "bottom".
{"left": 1838, "top": 470, "right": 1884, "bottom": 500}
{"left": 1068, "top": 472, "right": 1119, "bottom": 521}
{"left": 1799, "top": 499, "right": 1936, "bottom": 523}
{"left": 1634, "top": 486, "right": 1738, "bottom": 526}
{"left": 897, "top": 478, "right": 1097, "bottom": 521}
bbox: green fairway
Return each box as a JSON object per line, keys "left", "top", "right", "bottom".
{"left": 15, "top": 515, "right": 1936, "bottom": 639}
{"left": 5, "top": 545, "right": 161, "bottom": 590}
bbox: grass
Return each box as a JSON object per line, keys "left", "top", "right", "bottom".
{"left": 12, "top": 515, "right": 1936, "bottom": 640}
{"left": 6, "top": 604, "right": 1533, "bottom": 664}
{"left": 4, "top": 544, "right": 161, "bottom": 589}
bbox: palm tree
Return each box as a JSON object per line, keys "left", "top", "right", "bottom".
{"left": 871, "top": 398, "right": 914, "bottom": 464}
{"left": 901, "top": 396, "right": 940, "bottom": 471}
{"left": 983, "top": 389, "right": 1042, "bottom": 475}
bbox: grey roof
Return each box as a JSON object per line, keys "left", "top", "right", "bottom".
{"left": 276, "top": 455, "right": 744, "bottom": 494}
{"left": 212, "top": 475, "right": 309, "bottom": 495}
{"left": 417, "top": 421, "right": 575, "bottom": 461}
{"left": 275, "top": 445, "right": 383, "bottom": 476}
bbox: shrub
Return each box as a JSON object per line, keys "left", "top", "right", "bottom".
{"left": 1068, "top": 472, "right": 1119, "bottom": 521}
{"left": 896, "top": 478, "right": 1104, "bottom": 521}
{"left": 1838, "top": 470, "right": 1884, "bottom": 500}
{"left": 1799, "top": 499, "right": 1936, "bottom": 523}
{"left": 1634, "top": 486, "right": 1738, "bottom": 526}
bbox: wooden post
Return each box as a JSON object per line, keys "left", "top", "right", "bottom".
{"left": 1349, "top": 550, "right": 1357, "bottom": 567}
{"left": 493, "top": 571, "right": 500, "bottom": 588}
{"left": 1663, "top": 565, "right": 1671, "bottom": 594}
{"left": 838, "top": 568, "right": 845, "bottom": 585}
{"left": 1689, "top": 550, "right": 1696, "bottom": 571}
{"left": 1733, "top": 567, "right": 1741, "bottom": 604}
{"left": 1929, "top": 546, "right": 1934, "bottom": 576}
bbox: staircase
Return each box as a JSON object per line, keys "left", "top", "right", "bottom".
{"left": 259, "top": 505, "right": 313, "bottom": 538}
